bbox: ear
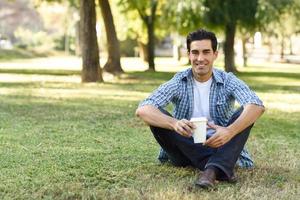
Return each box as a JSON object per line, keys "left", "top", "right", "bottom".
{"left": 213, "top": 50, "right": 218, "bottom": 59}
{"left": 187, "top": 51, "right": 192, "bottom": 59}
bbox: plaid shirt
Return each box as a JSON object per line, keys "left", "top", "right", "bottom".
{"left": 139, "top": 68, "right": 264, "bottom": 168}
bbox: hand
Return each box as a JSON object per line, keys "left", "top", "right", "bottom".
{"left": 204, "top": 123, "right": 234, "bottom": 148}
{"left": 173, "top": 119, "right": 196, "bottom": 137}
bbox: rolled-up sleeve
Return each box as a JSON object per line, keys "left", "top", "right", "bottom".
{"left": 139, "top": 77, "right": 179, "bottom": 109}
{"left": 227, "top": 73, "right": 264, "bottom": 107}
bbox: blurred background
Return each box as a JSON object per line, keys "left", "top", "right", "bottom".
{"left": 1, "top": 1, "right": 300, "bottom": 199}
{"left": 0, "top": 0, "right": 300, "bottom": 81}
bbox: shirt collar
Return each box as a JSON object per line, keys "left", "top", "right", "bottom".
{"left": 180, "top": 67, "right": 224, "bottom": 84}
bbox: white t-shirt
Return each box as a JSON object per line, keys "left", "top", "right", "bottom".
{"left": 191, "top": 77, "right": 216, "bottom": 137}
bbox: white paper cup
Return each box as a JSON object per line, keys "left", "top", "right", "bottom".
{"left": 190, "top": 117, "right": 207, "bottom": 143}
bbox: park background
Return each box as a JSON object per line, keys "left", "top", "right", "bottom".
{"left": 0, "top": 0, "right": 299, "bottom": 199}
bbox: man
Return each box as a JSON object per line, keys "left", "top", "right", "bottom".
{"left": 135, "top": 29, "right": 265, "bottom": 189}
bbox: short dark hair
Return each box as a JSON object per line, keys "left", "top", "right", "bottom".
{"left": 186, "top": 29, "right": 218, "bottom": 52}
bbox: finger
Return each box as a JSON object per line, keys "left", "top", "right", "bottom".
{"left": 207, "top": 139, "right": 221, "bottom": 148}
{"left": 207, "top": 123, "right": 219, "bottom": 130}
{"left": 177, "top": 126, "right": 191, "bottom": 137}
{"left": 212, "top": 141, "right": 224, "bottom": 148}
{"left": 187, "top": 121, "right": 197, "bottom": 129}
{"left": 180, "top": 120, "right": 194, "bottom": 134}
{"left": 211, "top": 136, "right": 225, "bottom": 147}
{"left": 204, "top": 135, "right": 217, "bottom": 145}
{"left": 210, "top": 142, "right": 221, "bottom": 148}
{"left": 209, "top": 139, "right": 221, "bottom": 147}
{"left": 182, "top": 123, "right": 193, "bottom": 134}
{"left": 183, "top": 119, "right": 196, "bottom": 129}
{"left": 190, "top": 122, "right": 197, "bottom": 129}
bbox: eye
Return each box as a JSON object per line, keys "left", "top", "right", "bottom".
{"left": 191, "top": 50, "right": 199, "bottom": 55}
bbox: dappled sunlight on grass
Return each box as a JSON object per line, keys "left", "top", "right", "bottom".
{"left": 0, "top": 73, "right": 81, "bottom": 83}
{"left": 0, "top": 57, "right": 299, "bottom": 199}
{"left": 0, "top": 85, "right": 148, "bottom": 102}
{"left": 239, "top": 59, "right": 300, "bottom": 72}
{"left": 121, "top": 57, "right": 190, "bottom": 72}
{"left": 0, "top": 56, "right": 82, "bottom": 70}
{"left": 259, "top": 92, "right": 300, "bottom": 112}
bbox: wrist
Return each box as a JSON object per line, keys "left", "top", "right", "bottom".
{"left": 226, "top": 126, "right": 238, "bottom": 137}
{"left": 168, "top": 118, "right": 178, "bottom": 131}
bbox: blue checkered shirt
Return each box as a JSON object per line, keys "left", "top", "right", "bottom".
{"left": 139, "top": 68, "right": 264, "bottom": 168}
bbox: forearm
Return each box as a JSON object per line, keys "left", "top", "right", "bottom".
{"left": 135, "top": 105, "right": 177, "bottom": 130}
{"left": 227, "top": 104, "right": 265, "bottom": 136}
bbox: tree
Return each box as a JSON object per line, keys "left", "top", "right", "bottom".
{"left": 203, "top": 0, "right": 258, "bottom": 73}
{"left": 119, "top": 0, "right": 159, "bottom": 71}
{"left": 98, "top": 0, "right": 123, "bottom": 75}
{"left": 257, "top": 0, "right": 300, "bottom": 60}
{"left": 80, "top": 0, "right": 103, "bottom": 82}
{"left": 161, "top": 0, "right": 204, "bottom": 36}
{"left": 161, "top": 0, "right": 204, "bottom": 60}
{"left": 0, "top": 0, "right": 44, "bottom": 43}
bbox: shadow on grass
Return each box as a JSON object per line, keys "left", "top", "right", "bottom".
{"left": 0, "top": 49, "right": 49, "bottom": 60}
{"left": 1, "top": 69, "right": 299, "bottom": 94}
{"left": 125, "top": 71, "right": 175, "bottom": 81}
{"left": 237, "top": 71, "right": 300, "bottom": 80}
{"left": 0, "top": 68, "right": 80, "bottom": 76}
{"left": 250, "top": 84, "right": 300, "bottom": 93}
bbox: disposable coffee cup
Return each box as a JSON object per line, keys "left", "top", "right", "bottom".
{"left": 190, "top": 117, "right": 207, "bottom": 143}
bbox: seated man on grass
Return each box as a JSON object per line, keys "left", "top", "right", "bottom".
{"left": 136, "top": 28, "right": 265, "bottom": 189}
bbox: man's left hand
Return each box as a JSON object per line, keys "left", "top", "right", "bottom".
{"left": 204, "top": 123, "right": 235, "bottom": 148}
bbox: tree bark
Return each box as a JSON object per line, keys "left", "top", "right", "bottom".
{"left": 289, "top": 36, "right": 293, "bottom": 55}
{"left": 80, "top": 0, "right": 103, "bottom": 82}
{"left": 146, "top": 16, "right": 155, "bottom": 71}
{"left": 137, "top": 0, "right": 157, "bottom": 71}
{"left": 224, "top": 23, "right": 238, "bottom": 73}
{"left": 280, "top": 36, "right": 285, "bottom": 60}
{"left": 75, "top": 20, "right": 81, "bottom": 56}
{"left": 267, "top": 37, "right": 273, "bottom": 61}
{"left": 173, "top": 44, "right": 181, "bottom": 61}
{"left": 242, "top": 37, "right": 248, "bottom": 67}
{"left": 138, "top": 41, "right": 149, "bottom": 62}
{"left": 99, "top": 0, "right": 123, "bottom": 74}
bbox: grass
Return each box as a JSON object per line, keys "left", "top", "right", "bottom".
{"left": 0, "top": 49, "right": 49, "bottom": 61}
{"left": 0, "top": 57, "right": 299, "bottom": 199}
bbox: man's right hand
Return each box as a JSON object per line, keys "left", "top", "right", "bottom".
{"left": 173, "top": 119, "right": 196, "bottom": 137}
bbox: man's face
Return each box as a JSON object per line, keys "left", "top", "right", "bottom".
{"left": 188, "top": 40, "right": 218, "bottom": 82}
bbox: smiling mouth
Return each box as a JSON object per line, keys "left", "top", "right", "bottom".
{"left": 195, "top": 63, "right": 206, "bottom": 67}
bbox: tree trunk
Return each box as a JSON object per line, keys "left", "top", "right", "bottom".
{"left": 75, "top": 20, "right": 81, "bottom": 56}
{"left": 267, "top": 38, "right": 273, "bottom": 61}
{"left": 147, "top": 18, "right": 155, "bottom": 71}
{"left": 173, "top": 44, "right": 181, "bottom": 61}
{"left": 64, "top": 33, "right": 69, "bottom": 55}
{"left": 138, "top": 41, "right": 149, "bottom": 62}
{"left": 280, "top": 36, "right": 285, "bottom": 60}
{"left": 242, "top": 37, "right": 248, "bottom": 67}
{"left": 143, "top": 0, "right": 157, "bottom": 71}
{"left": 80, "top": 0, "right": 103, "bottom": 82}
{"left": 224, "top": 23, "right": 237, "bottom": 73}
{"left": 289, "top": 36, "right": 293, "bottom": 55}
{"left": 99, "top": 0, "right": 123, "bottom": 74}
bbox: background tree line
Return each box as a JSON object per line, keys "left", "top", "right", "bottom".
{"left": 1, "top": 0, "right": 300, "bottom": 82}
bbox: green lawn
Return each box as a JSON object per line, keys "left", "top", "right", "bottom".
{"left": 0, "top": 57, "right": 299, "bottom": 199}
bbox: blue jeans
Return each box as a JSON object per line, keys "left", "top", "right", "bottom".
{"left": 150, "top": 108, "right": 253, "bottom": 180}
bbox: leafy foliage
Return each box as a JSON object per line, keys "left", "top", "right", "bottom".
{"left": 203, "top": 0, "right": 258, "bottom": 29}
{"left": 161, "top": 0, "right": 204, "bottom": 35}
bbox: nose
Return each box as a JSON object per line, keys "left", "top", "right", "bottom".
{"left": 196, "top": 53, "right": 204, "bottom": 61}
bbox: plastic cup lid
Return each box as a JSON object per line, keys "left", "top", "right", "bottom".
{"left": 190, "top": 117, "right": 207, "bottom": 122}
